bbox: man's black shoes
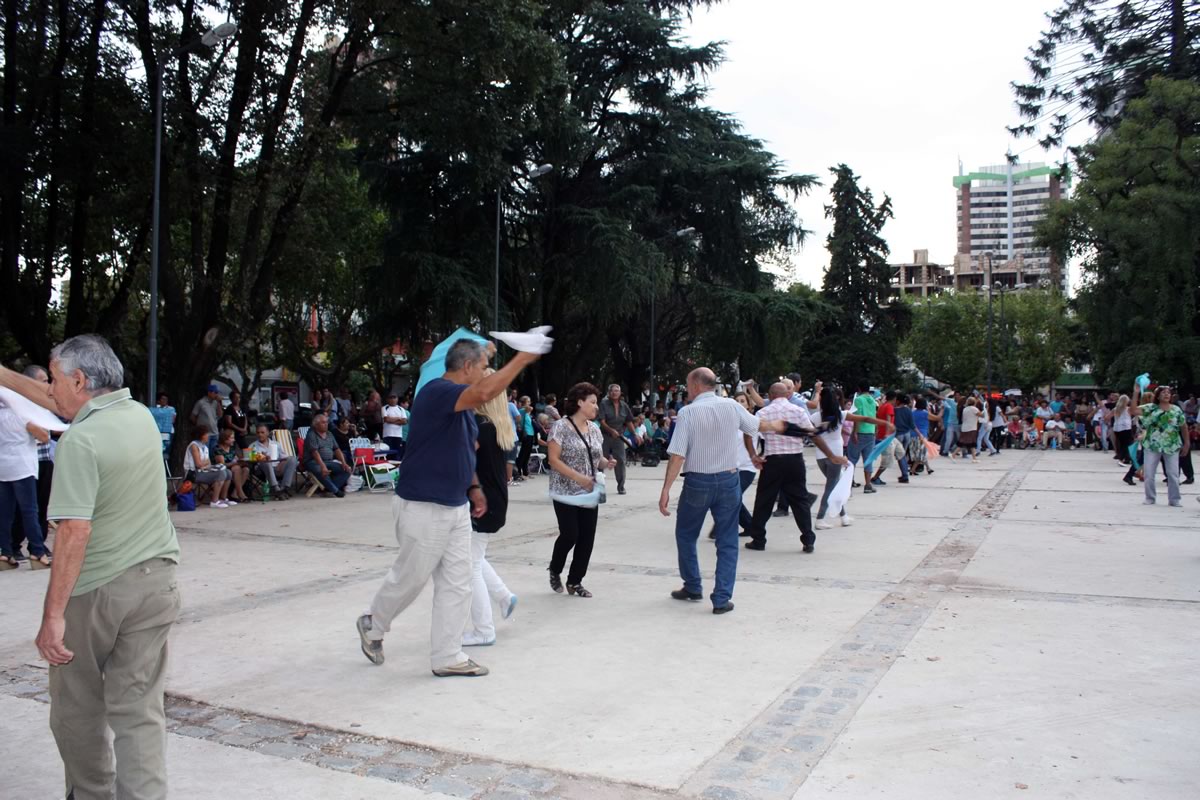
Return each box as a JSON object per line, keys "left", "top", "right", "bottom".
{"left": 671, "top": 588, "right": 703, "bottom": 601}
{"left": 713, "top": 602, "right": 735, "bottom": 615}
{"left": 744, "top": 541, "right": 765, "bottom": 551}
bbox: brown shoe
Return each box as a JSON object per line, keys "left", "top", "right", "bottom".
{"left": 432, "top": 659, "right": 489, "bottom": 677}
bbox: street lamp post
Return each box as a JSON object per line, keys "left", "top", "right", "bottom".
{"left": 148, "top": 21, "right": 238, "bottom": 403}
{"left": 650, "top": 227, "right": 696, "bottom": 408}
{"left": 493, "top": 163, "right": 552, "bottom": 332}
{"left": 985, "top": 252, "right": 994, "bottom": 401}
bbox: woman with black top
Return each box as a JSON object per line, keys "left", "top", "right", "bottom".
{"left": 546, "top": 382, "right": 615, "bottom": 598}
{"left": 463, "top": 374, "right": 519, "bottom": 646}
{"left": 223, "top": 390, "right": 250, "bottom": 447}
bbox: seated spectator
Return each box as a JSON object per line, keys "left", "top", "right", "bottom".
{"left": 212, "top": 428, "right": 251, "bottom": 501}
{"left": 183, "top": 424, "right": 232, "bottom": 507}
{"left": 304, "top": 414, "right": 351, "bottom": 497}
{"left": 249, "top": 423, "right": 297, "bottom": 498}
{"left": 535, "top": 413, "right": 551, "bottom": 447}
{"left": 333, "top": 416, "right": 357, "bottom": 463}
{"left": 624, "top": 413, "right": 647, "bottom": 454}
{"left": 1043, "top": 414, "right": 1067, "bottom": 449}
{"left": 1020, "top": 417, "right": 1040, "bottom": 449}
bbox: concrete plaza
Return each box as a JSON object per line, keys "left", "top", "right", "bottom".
{"left": 2, "top": 447, "right": 1198, "bottom": 799}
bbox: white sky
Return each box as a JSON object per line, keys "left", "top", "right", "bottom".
{"left": 684, "top": 0, "right": 1088, "bottom": 289}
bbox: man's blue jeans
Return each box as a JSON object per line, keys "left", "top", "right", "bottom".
{"left": 0, "top": 477, "right": 49, "bottom": 557}
{"left": 305, "top": 459, "right": 350, "bottom": 495}
{"left": 940, "top": 425, "right": 958, "bottom": 456}
{"left": 675, "top": 471, "right": 741, "bottom": 607}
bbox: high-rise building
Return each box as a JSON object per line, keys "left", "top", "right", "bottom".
{"left": 954, "top": 161, "right": 1068, "bottom": 291}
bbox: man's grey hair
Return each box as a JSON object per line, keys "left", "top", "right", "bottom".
{"left": 50, "top": 334, "right": 124, "bottom": 392}
{"left": 608, "top": 384, "right": 621, "bottom": 393}
{"left": 22, "top": 364, "right": 48, "bottom": 379}
{"left": 445, "top": 339, "right": 486, "bottom": 372}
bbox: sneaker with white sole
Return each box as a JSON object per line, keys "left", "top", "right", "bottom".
{"left": 432, "top": 659, "right": 489, "bottom": 677}
{"left": 815, "top": 520, "right": 833, "bottom": 530}
{"left": 840, "top": 515, "right": 854, "bottom": 527}
{"left": 213, "top": 501, "right": 227, "bottom": 509}
{"left": 225, "top": 499, "right": 238, "bottom": 506}
{"left": 356, "top": 615, "right": 384, "bottom": 665}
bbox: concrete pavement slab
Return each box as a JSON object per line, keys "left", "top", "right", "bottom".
{"left": 163, "top": 565, "right": 887, "bottom": 789}
{"left": 960, "top": 521, "right": 1200, "bottom": 602}
{"left": 794, "top": 595, "right": 1200, "bottom": 800}
{"left": 0, "top": 694, "right": 458, "bottom": 800}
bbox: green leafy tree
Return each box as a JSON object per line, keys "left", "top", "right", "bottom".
{"left": 808, "top": 165, "right": 907, "bottom": 389}
{"left": 900, "top": 293, "right": 988, "bottom": 389}
{"left": 997, "top": 290, "right": 1075, "bottom": 393}
{"left": 1011, "top": 0, "right": 1200, "bottom": 147}
{"left": 1039, "top": 77, "right": 1200, "bottom": 388}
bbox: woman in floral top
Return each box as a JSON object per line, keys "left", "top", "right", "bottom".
{"left": 546, "top": 382, "right": 615, "bottom": 598}
{"left": 213, "top": 428, "right": 251, "bottom": 502}
{"left": 1129, "top": 383, "right": 1189, "bottom": 506}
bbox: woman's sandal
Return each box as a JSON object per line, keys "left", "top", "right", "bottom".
{"left": 566, "top": 583, "right": 592, "bottom": 598}
{"left": 548, "top": 569, "right": 564, "bottom": 594}
{"left": 29, "top": 555, "right": 52, "bottom": 570}
{"left": 0, "top": 555, "right": 19, "bottom": 571}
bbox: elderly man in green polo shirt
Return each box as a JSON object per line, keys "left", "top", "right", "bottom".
{"left": 0, "top": 334, "right": 180, "bottom": 800}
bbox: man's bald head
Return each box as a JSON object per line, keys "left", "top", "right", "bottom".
{"left": 685, "top": 368, "right": 718, "bottom": 400}
{"left": 768, "top": 382, "right": 790, "bottom": 400}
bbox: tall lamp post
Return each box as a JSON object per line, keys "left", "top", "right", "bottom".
{"left": 650, "top": 227, "right": 696, "bottom": 407}
{"left": 148, "top": 21, "right": 238, "bottom": 403}
{"left": 984, "top": 251, "right": 994, "bottom": 401}
{"left": 494, "top": 163, "right": 553, "bottom": 332}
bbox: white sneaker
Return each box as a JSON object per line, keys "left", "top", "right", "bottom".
{"left": 225, "top": 499, "right": 238, "bottom": 506}
{"left": 213, "top": 501, "right": 227, "bottom": 509}
{"left": 840, "top": 515, "right": 854, "bottom": 527}
{"left": 815, "top": 520, "right": 834, "bottom": 530}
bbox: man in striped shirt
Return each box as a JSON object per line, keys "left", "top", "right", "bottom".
{"left": 658, "top": 368, "right": 789, "bottom": 615}
{"left": 746, "top": 383, "right": 847, "bottom": 553}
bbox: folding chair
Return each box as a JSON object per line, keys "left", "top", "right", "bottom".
{"left": 527, "top": 445, "right": 546, "bottom": 475}
{"left": 274, "top": 429, "right": 322, "bottom": 497}
{"left": 354, "top": 447, "right": 396, "bottom": 493}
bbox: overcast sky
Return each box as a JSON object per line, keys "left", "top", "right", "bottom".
{"left": 684, "top": 0, "right": 1087, "bottom": 289}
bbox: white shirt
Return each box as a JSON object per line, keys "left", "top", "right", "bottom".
{"left": 382, "top": 404, "right": 408, "bottom": 438}
{"left": 1035, "top": 406, "right": 1054, "bottom": 420}
{"left": 667, "top": 392, "right": 760, "bottom": 474}
{"left": 816, "top": 410, "right": 846, "bottom": 459}
{"left": 736, "top": 431, "right": 761, "bottom": 472}
{"left": 184, "top": 440, "right": 209, "bottom": 472}
{"left": 961, "top": 406, "right": 981, "bottom": 433}
{"left": 278, "top": 398, "right": 295, "bottom": 421}
{"left": 1045, "top": 420, "right": 1066, "bottom": 432}
{"left": 1113, "top": 411, "right": 1132, "bottom": 432}
{"left": 0, "top": 404, "right": 37, "bottom": 481}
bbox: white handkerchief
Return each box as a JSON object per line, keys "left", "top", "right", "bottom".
{"left": 0, "top": 386, "right": 70, "bottom": 432}
{"left": 489, "top": 326, "right": 555, "bottom": 355}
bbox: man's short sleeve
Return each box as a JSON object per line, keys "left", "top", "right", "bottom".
{"left": 737, "top": 405, "right": 759, "bottom": 436}
{"left": 666, "top": 412, "right": 690, "bottom": 458}
{"left": 48, "top": 434, "right": 101, "bottom": 520}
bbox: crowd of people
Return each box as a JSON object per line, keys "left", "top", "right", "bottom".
{"left": 2, "top": 327, "right": 1198, "bottom": 798}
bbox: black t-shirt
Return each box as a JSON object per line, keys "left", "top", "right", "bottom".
{"left": 225, "top": 405, "right": 249, "bottom": 445}
{"left": 472, "top": 419, "right": 509, "bottom": 534}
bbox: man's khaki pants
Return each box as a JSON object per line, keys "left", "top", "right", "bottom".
{"left": 366, "top": 497, "right": 473, "bottom": 670}
{"left": 49, "top": 558, "right": 180, "bottom": 800}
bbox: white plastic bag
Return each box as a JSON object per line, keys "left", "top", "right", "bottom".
{"left": 825, "top": 463, "right": 853, "bottom": 518}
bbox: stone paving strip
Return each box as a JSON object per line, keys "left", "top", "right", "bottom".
{"left": 0, "top": 664, "right": 672, "bottom": 800}
{"left": 678, "top": 451, "right": 1040, "bottom": 800}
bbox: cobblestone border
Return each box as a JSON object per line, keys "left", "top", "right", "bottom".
{"left": 679, "top": 451, "right": 1041, "bottom": 800}
{"left": 0, "top": 663, "right": 671, "bottom": 800}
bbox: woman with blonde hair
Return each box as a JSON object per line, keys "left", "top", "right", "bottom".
{"left": 462, "top": 372, "right": 519, "bottom": 646}
{"left": 1112, "top": 394, "right": 1134, "bottom": 464}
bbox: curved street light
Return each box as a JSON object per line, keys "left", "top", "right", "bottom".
{"left": 148, "top": 21, "right": 239, "bottom": 403}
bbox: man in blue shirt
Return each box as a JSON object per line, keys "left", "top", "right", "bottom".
{"left": 357, "top": 339, "right": 540, "bottom": 677}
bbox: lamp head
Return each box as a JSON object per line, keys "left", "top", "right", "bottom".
{"left": 201, "top": 22, "right": 238, "bottom": 47}
{"left": 675, "top": 227, "right": 697, "bottom": 238}
{"left": 530, "top": 163, "right": 553, "bottom": 178}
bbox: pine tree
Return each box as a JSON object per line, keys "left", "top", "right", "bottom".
{"left": 808, "top": 165, "right": 905, "bottom": 389}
